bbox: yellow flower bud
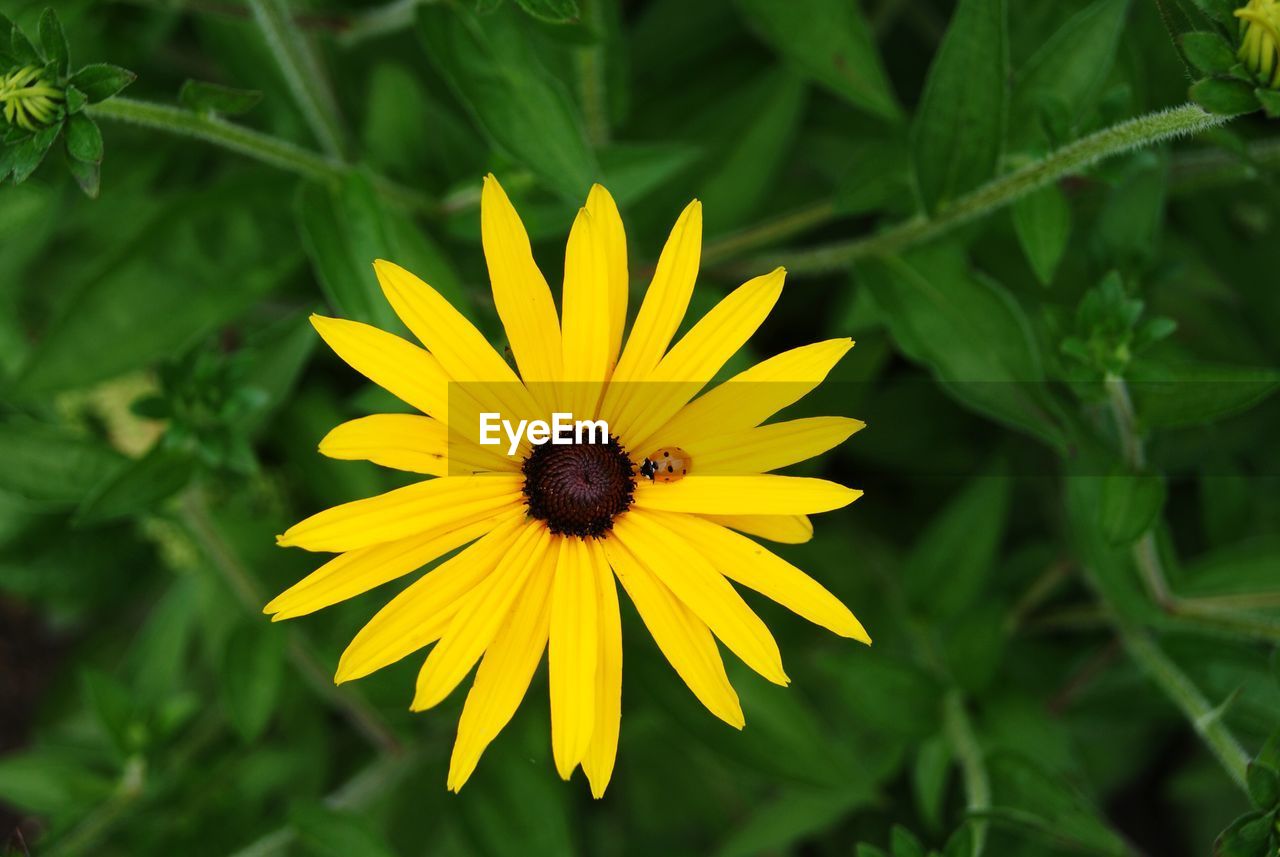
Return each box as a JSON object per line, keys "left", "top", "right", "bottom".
{"left": 1237, "top": 0, "right": 1280, "bottom": 89}
{"left": 0, "top": 65, "right": 65, "bottom": 132}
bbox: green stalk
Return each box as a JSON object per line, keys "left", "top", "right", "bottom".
{"left": 943, "top": 690, "right": 990, "bottom": 855}
{"left": 85, "top": 98, "right": 436, "bottom": 213}
{"left": 768, "top": 104, "right": 1228, "bottom": 275}
{"left": 246, "top": 0, "right": 347, "bottom": 157}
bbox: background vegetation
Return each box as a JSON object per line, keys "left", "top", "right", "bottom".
{"left": 1, "top": 0, "right": 1279, "bottom": 855}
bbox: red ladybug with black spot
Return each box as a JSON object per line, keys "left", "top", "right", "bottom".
{"left": 639, "top": 447, "right": 690, "bottom": 483}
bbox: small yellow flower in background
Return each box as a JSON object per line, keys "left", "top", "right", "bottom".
{"left": 1237, "top": 0, "right": 1280, "bottom": 88}
{"left": 269, "top": 175, "right": 868, "bottom": 796}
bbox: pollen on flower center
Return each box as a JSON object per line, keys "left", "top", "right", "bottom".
{"left": 521, "top": 435, "right": 636, "bottom": 538}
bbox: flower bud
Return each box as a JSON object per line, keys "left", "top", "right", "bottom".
{"left": 0, "top": 65, "right": 65, "bottom": 132}
{"left": 1236, "top": 0, "right": 1280, "bottom": 89}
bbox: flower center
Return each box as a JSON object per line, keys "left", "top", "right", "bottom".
{"left": 521, "top": 436, "right": 636, "bottom": 538}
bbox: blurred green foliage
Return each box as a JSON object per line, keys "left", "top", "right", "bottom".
{"left": 1, "top": 0, "right": 1279, "bottom": 855}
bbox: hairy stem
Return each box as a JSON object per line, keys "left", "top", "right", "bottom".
{"left": 943, "top": 690, "right": 991, "bottom": 856}
{"left": 767, "top": 104, "right": 1228, "bottom": 275}
{"left": 85, "top": 98, "right": 435, "bottom": 213}
{"left": 246, "top": 0, "right": 347, "bottom": 157}
{"left": 179, "top": 487, "right": 403, "bottom": 756}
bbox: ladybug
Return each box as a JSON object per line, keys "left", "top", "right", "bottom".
{"left": 640, "top": 447, "right": 690, "bottom": 483}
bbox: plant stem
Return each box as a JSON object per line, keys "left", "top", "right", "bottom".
{"left": 701, "top": 201, "right": 836, "bottom": 268}
{"left": 246, "top": 0, "right": 347, "bottom": 158}
{"left": 178, "top": 487, "right": 403, "bottom": 757}
{"left": 943, "top": 690, "right": 990, "bottom": 856}
{"left": 1118, "top": 627, "right": 1251, "bottom": 790}
{"left": 85, "top": 98, "right": 436, "bottom": 214}
{"left": 766, "top": 104, "right": 1228, "bottom": 275}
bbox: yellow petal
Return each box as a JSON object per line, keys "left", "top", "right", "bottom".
{"left": 336, "top": 515, "right": 526, "bottom": 683}
{"left": 603, "top": 537, "right": 744, "bottom": 728}
{"left": 658, "top": 512, "right": 869, "bottom": 642}
{"left": 601, "top": 200, "right": 702, "bottom": 422}
{"left": 266, "top": 509, "right": 518, "bottom": 621}
{"left": 310, "top": 315, "right": 450, "bottom": 420}
{"left": 585, "top": 184, "right": 628, "bottom": 373}
{"left": 614, "top": 513, "right": 787, "bottom": 686}
{"left": 549, "top": 536, "right": 599, "bottom": 779}
{"left": 447, "top": 543, "right": 556, "bottom": 792}
{"left": 412, "top": 523, "right": 552, "bottom": 711}
{"left": 320, "top": 413, "right": 516, "bottom": 475}
{"left": 560, "top": 206, "right": 610, "bottom": 420}
{"left": 701, "top": 514, "right": 813, "bottom": 544}
{"left": 618, "top": 268, "right": 785, "bottom": 445}
{"left": 581, "top": 545, "right": 622, "bottom": 798}
{"left": 633, "top": 476, "right": 861, "bottom": 517}
{"left": 276, "top": 474, "right": 523, "bottom": 552}
{"left": 689, "top": 417, "right": 865, "bottom": 475}
{"left": 641, "top": 338, "right": 854, "bottom": 453}
{"left": 481, "top": 175, "right": 563, "bottom": 385}
{"left": 374, "top": 260, "right": 539, "bottom": 424}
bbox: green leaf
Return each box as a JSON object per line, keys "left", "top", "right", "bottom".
{"left": 9, "top": 16, "right": 39, "bottom": 65}
{"left": 903, "top": 472, "right": 1010, "bottom": 618}
{"left": 716, "top": 786, "right": 873, "bottom": 857}
{"left": 296, "top": 172, "right": 465, "bottom": 330}
{"left": 735, "top": 0, "right": 900, "bottom": 121}
{"left": 10, "top": 123, "right": 60, "bottom": 184}
{"left": 822, "top": 650, "right": 944, "bottom": 739}
{"left": 1011, "top": 0, "right": 1129, "bottom": 144}
{"left": 834, "top": 132, "right": 913, "bottom": 215}
{"left": 0, "top": 422, "right": 123, "bottom": 506}
{"left": 69, "top": 63, "right": 137, "bottom": 103}
{"left": 891, "top": 826, "right": 926, "bottom": 857}
{"left": 76, "top": 443, "right": 198, "bottom": 524}
{"left": 1191, "top": 77, "right": 1261, "bottom": 116}
{"left": 944, "top": 600, "right": 1009, "bottom": 692}
{"left": 178, "top": 79, "right": 264, "bottom": 116}
{"left": 1128, "top": 360, "right": 1280, "bottom": 428}
{"left": 511, "top": 0, "right": 582, "bottom": 24}
{"left": 1255, "top": 87, "right": 1280, "bottom": 118}
{"left": 1012, "top": 184, "right": 1070, "bottom": 286}
{"left": 1098, "top": 472, "right": 1165, "bottom": 545}
{"left": 83, "top": 669, "right": 146, "bottom": 756}
{"left": 857, "top": 846, "right": 891, "bottom": 857}
{"left": 220, "top": 622, "right": 286, "bottom": 742}
{"left": 416, "top": 4, "right": 598, "bottom": 199}
{"left": 986, "top": 752, "right": 1131, "bottom": 854}
{"left": 66, "top": 148, "right": 101, "bottom": 197}
{"left": 1247, "top": 763, "right": 1279, "bottom": 809}
{"left": 857, "top": 245, "right": 1069, "bottom": 449}
{"left": 0, "top": 750, "right": 112, "bottom": 818}
{"left": 911, "top": 0, "right": 1007, "bottom": 213}
{"left": 913, "top": 734, "right": 952, "bottom": 831}
{"left": 64, "top": 84, "right": 88, "bottom": 114}
{"left": 65, "top": 113, "right": 104, "bottom": 163}
{"left": 1213, "top": 811, "right": 1274, "bottom": 857}
{"left": 697, "top": 71, "right": 807, "bottom": 234}
{"left": 291, "top": 804, "right": 400, "bottom": 857}
{"left": 1180, "top": 31, "right": 1238, "bottom": 75}
{"left": 38, "top": 9, "right": 70, "bottom": 76}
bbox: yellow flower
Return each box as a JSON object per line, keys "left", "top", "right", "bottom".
{"left": 269, "top": 175, "right": 868, "bottom": 796}
{"left": 1237, "top": 0, "right": 1280, "bottom": 88}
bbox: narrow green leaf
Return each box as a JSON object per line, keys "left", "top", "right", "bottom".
{"left": 69, "top": 64, "right": 137, "bottom": 103}
{"left": 66, "top": 149, "right": 101, "bottom": 197}
{"left": 38, "top": 9, "right": 70, "bottom": 76}
{"left": 1254, "top": 87, "right": 1280, "bottom": 118}
{"left": 511, "top": 0, "right": 582, "bottom": 23}
{"left": 65, "top": 113, "right": 104, "bottom": 163}
{"left": 857, "top": 245, "right": 1069, "bottom": 449}
{"left": 82, "top": 669, "right": 145, "bottom": 756}
{"left": 416, "top": 4, "right": 598, "bottom": 199}
{"left": 0, "top": 751, "right": 112, "bottom": 818}
{"left": 1011, "top": 0, "right": 1129, "bottom": 144}
{"left": 10, "top": 17, "right": 39, "bottom": 65}
{"left": 221, "top": 622, "right": 285, "bottom": 742}
{"left": 1098, "top": 472, "right": 1165, "bottom": 545}
{"left": 0, "top": 422, "right": 123, "bottom": 506}
{"left": 903, "top": 472, "right": 1011, "bottom": 618}
{"left": 857, "top": 846, "right": 890, "bottom": 857}
{"left": 178, "top": 79, "right": 264, "bottom": 116}
{"left": 64, "top": 84, "right": 88, "bottom": 114}
{"left": 735, "top": 0, "right": 900, "bottom": 121}
{"left": 1012, "top": 184, "right": 1070, "bottom": 286}
{"left": 1180, "top": 31, "right": 1238, "bottom": 75}
{"left": 10, "top": 123, "right": 60, "bottom": 184}
{"left": 1128, "top": 360, "right": 1280, "bottom": 428}
{"left": 291, "top": 805, "right": 400, "bottom": 857}
{"left": 715, "top": 787, "right": 872, "bottom": 857}
{"left": 1191, "top": 77, "right": 1261, "bottom": 116}
{"left": 912, "top": 0, "right": 1007, "bottom": 213}
{"left": 891, "top": 826, "right": 926, "bottom": 857}
{"left": 76, "top": 443, "right": 197, "bottom": 524}
{"left": 913, "top": 735, "right": 953, "bottom": 831}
